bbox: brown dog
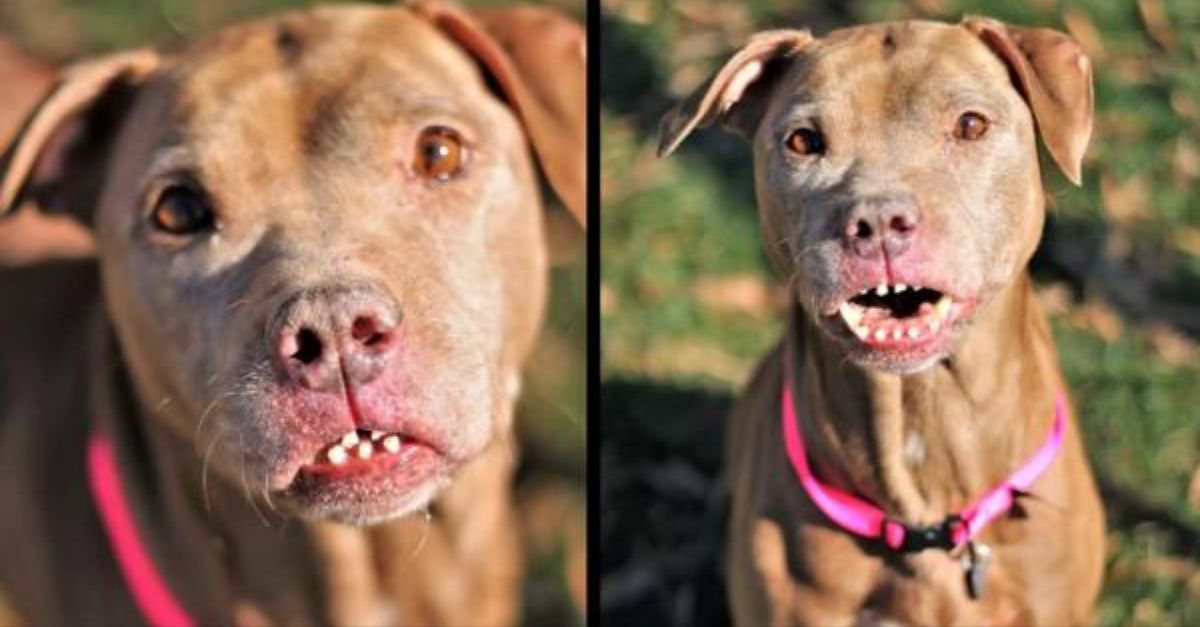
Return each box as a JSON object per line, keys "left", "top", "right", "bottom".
{"left": 660, "top": 18, "right": 1105, "bottom": 626}
{"left": 0, "top": 1, "right": 583, "bottom": 625}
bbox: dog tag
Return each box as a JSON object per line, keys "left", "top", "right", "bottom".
{"left": 962, "top": 541, "right": 992, "bottom": 600}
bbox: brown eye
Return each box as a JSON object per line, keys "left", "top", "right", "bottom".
{"left": 414, "top": 126, "right": 466, "bottom": 181}
{"left": 954, "top": 111, "right": 990, "bottom": 141}
{"left": 151, "top": 185, "right": 215, "bottom": 235}
{"left": 785, "top": 127, "right": 825, "bottom": 156}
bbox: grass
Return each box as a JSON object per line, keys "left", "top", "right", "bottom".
{"left": 601, "top": 0, "right": 1199, "bottom": 625}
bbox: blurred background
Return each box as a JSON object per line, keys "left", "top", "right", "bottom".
{"left": 0, "top": 0, "right": 585, "bottom": 625}
{"left": 601, "top": 0, "right": 1199, "bottom": 625}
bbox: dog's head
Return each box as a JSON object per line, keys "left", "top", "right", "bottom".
{"left": 0, "top": 1, "right": 584, "bottom": 524}
{"left": 660, "top": 18, "right": 1091, "bottom": 373}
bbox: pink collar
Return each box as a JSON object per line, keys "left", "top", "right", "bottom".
{"left": 780, "top": 382, "right": 1066, "bottom": 552}
{"left": 87, "top": 432, "right": 196, "bottom": 627}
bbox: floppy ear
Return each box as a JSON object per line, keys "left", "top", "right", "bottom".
{"left": 962, "top": 17, "right": 1093, "bottom": 186}
{"left": 658, "top": 29, "right": 813, "bottom": 157}
{"left": 0, "top": 49, "right": 159, "bottom": 264}
{"left": 413, "top": 1, "right": 586, "bottom": 228}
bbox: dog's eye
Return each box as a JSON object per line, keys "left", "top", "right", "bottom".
{"left": 954, "top": 111, "right": 990, "bottom": 141}
{"left": 414, "top": 126, "right": 466, "bottom": 181}
{"left": 151, "top": 186, "right": 215, "bottom": 235}
{"left": 785, "top": 128, "right": 825, "bottom": 156}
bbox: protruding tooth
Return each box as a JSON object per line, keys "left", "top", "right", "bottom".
{"left": 894, "top": 283, "right": 908, "bottom": 293}
{"left": 341, "top": 432, "right": 360, "bottom": 448}
{"left": 369, "top": 430, "right": 385, "bottom": 441}
{"left": 327, "top": 445, "right": 348, "bottom": 465}
{"left": 356, "top": 441, "right": 373, "bottom": 459}
{"left": 852, "top": 324, "right": 870, "bottom": 340}
{"left": 891, "top": 328, "right": 903, "bottom": 340}
{"left": 383, "top": 435, "right": 401, "bottom": 453}
{"left": 907, "top": 327, "right": 921, "bottom": 338}
{"left": 873, "top": 328, "right": 888, "bottom": 341}
{"left": 934, "top": 295, "right": 952, "bottom": 319}
{"left": 838, "top": 302, "right": 865, "bottom": 330}
{"left": 875, "top": 284, "right": 889, "bottom": 296}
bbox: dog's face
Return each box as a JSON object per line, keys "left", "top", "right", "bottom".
{"left": 659, "top": 19, "right": 1092, "bottom": 373}
{"left": 0, "top": 3, "right": 584, "bottom": 525}
{"left": 100, "top": 7, "right": 547, "bottom": 523}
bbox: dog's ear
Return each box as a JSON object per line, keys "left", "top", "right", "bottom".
{"left": 963, "top": 17, "right": 1093, "bottom": 186}
{"left": 413, "top": 1, "right": 586, "bottom": 228}
{"left": 657, "top": 30, "right": 813, "bottom": 157}
{"left": 0, "top": 49, "right": 159, "bottom": 264}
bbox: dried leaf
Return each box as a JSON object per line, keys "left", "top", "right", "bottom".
{"left": 600, "top": 283, "right": 617, "bottom": 315}
{"left": 1174, "top": 227, "right": 1200, "bottom": 257}
{"left": 1067, "top": 301, "right": 1123, "bottom": 342}
{"left": 1100, "top": 173, "right": 1150, "bottom": 224}
{"left": 692, "top": 274, "right": 783, "bottom": 317}
{"left": 1190, "top": 464, "right": 1200, "bottom": 509}
{"left": 1145, "top": 323, "right": 1196, "bottom": 366}
{"left": 1063, "top": 9, "right": 1106, "bottom": 63}
{"left": 1137, "top": 0, "right": 1177, "bottom": 51}
{"left": 1035, "top": 282, "right": 1073, "bottom": 315}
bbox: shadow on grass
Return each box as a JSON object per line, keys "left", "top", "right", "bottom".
{"left": 600, "top": 376, "right": 1200, "bottom": 626}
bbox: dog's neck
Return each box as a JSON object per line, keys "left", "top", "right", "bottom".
{"left": 792, "top": 273, "right": 1062, "bottom": 526}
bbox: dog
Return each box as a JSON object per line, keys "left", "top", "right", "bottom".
{"left": 659, "top": 17, "right": 1105, "bottom": 626}
{"left": 0, "top": 1, "right": 583, "bottom": 624}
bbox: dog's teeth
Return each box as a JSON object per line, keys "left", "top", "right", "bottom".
{"left": 896, "top": 283, "right": 909, "bottom": 293}
{"left": 875, "top": 284, "right": 889, "bottom": 296}
{"left": 369, "top": 430, "right": 385, "bottom": 441}
{"left": 383, "top": 435, "right": 401, "bottom": 453}
{"left": 327, "top": 445, "right": 348, "bottom": 465}
{"left": 340, "top": 432, "right": 360, "bottom": 448}
{"left": 907, "top": 326, "right": 921, "bottom": 338}
{"left": 891, "top": 328, "right": 903, "bottom": 340}
{"left": 873, "top": 328, "right": 888, "bottom": 341}
{"left": 356, "top": 442, "right": 373, "bottom": 459}
{"left": 838, "top": 302, "right": 865, "bottom": 330}
{"left": 934, "top": 296, "right": 952, "bottom": 319}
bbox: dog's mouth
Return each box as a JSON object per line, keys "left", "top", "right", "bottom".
{"left": 283, "top": 426, "right": 450, "bottom": 523}
{"left": 833, "top": 282, "right": 959, "bottom": 348}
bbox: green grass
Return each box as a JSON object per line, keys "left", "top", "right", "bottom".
{"left": 602, "top": 1, "right": 1199, "bottom": 624}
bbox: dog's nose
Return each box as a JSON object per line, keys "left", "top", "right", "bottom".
{"left": 269, "top": 286, "right": 401, "bottom": 393}
{"left": 844, "top": 195, "right": 920, "bottom": 259}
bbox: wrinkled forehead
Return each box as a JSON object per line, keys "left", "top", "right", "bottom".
{"left": 779, "top": 21, "right": 1014, "bottom": 115}
{"left": 146, "top": 6, "right": 490, "bottom": 158}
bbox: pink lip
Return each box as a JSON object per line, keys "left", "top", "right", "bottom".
{"left": 290, "top": 439, "right": 445, "bottom": 491}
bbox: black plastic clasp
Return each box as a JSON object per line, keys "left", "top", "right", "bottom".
{"left": 896, "top": 514, "right": 963, "bottom": 553}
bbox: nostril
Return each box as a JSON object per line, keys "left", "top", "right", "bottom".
{"left": 351, "top": 316, "right": 389, "bottom": 347}
{"left": 889, "top": 213, "right": 916, "bottom": 233}
{"left": 850, "top": 219, "right": 874, "bottom": 240}
{"left": 292, "top": 328, "right": 323, "bottom": 364}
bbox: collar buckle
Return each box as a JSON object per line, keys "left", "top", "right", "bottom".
{"left": 895, "top": 514, "right": 964, "bottom": 553}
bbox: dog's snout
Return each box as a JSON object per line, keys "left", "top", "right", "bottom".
{"left": 270, "top": 286, "right": 401, "bottom": 392}
{"left": 844, "top": 195, "right": 920, "bottom": 259}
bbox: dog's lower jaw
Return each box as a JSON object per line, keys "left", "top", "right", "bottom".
{"left": 290, "top": 474, "right": 452, "bottom": 527}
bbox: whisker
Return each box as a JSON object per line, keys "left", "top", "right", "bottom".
{"left": 260, "top": 468, "right": 278, "bottom": 515}
{"left": 201, "top": 431, "right": 222, "bottom": 513}
{"left": 406, "top": 508, "right": 433, "bottom": 560}
{"left": 238, "top": 435, "right": 271, "bottom": 527}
